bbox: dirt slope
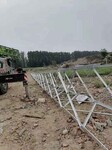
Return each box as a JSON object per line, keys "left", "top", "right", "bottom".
{"left": 0, "top": 72, "right": 110, "bottom": 150}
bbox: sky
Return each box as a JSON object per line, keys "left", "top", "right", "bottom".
{"left": 0, "top": 0, "right": 112, "bottom": 53}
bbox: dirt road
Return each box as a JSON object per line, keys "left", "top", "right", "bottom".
{"left": 0, "top": 72, "right": 111, "bottom": 150}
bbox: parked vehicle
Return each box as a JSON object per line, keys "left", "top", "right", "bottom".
{"left": 0, "top": 57, "right": 24, "bottom": 94}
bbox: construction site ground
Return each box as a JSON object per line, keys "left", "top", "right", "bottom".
{"left": 0, "top": 71, "right": 112, "bottom": 150}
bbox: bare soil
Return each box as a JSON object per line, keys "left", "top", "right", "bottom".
{"left": 0, "top": 72, "right": 111, "bottom": 150}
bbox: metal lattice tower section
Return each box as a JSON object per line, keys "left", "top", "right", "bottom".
{"left": 31, "top": 65, "right": 112, "bottom": 150}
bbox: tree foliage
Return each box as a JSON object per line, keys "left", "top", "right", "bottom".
{"left": 27, "top": 51, "right": 71, "bottom": 67}
{"left": 27, "top": 50, "right": 100, "bottom": 67}
{"left": 0, "top": 45, "right": 20, "bottom": 59}
{"left": 0, "top": 45, "right": 22, "bottom": 67}
{"left": 100, "top": 49, "right": 108, "bottom": 59}
{"left": 71, "top": 50, "right": 99, "bottom": 61}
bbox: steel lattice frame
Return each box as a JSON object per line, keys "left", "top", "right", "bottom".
{"left": 31, "top": 65, "right": 112, "bottom": 150}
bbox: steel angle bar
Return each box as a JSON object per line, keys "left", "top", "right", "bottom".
{"left": 52, "top": 73, "right": 57, "bottom": 84}
{"left": 32, "top": 73, "right": 44, "bottom": 88}
{"left": 52, "top": 74, "right": 64, "bottom": 92}
{"left": 31, "top": 73, "right": 36, "bottom": 80}
{"left": 38, "top": 74, "right": 42, "bottom": 86}
{"left": 47, "top": 73, "right": 57, "bottom": 97}
{"left": 44, "top": 74, "right": 53, "bottom": 97}
{"left": 66, "top": 109, "right": 112, "bottom": 116}
{"left": 36, "top": 74, "right": 40, "bottom": 84}
{"left": 49, "top": 73, "right": 62, "bottom": 107}
{"left": 57, "top": 84, "right": 64, "bottom": 89}
{"left": 65, "top": 73, "right": 77, "bottom": 94}
{"left": 47, "top": 73, "right": 53, "bottom": 85}
{"left": 93, "top": 68, "right": 112, "bottom": 96}
{"left": 39, "top": 74, "right": 43, "bottom": 86}
{"left": 56, "top": 86, "right": 65, "bottom": 94}
{"left": 69, "top": 90, "right": 77, "bottom": 95}
{"left": 37, "top": 74, "right": 41, "bottom": 84}
{"left": 64, "top": 95, "right": 77, "bottom": 107}
{"left": 96, "top": 101, "right": 112, "bottom": 110}
{"left": 35, "top": 74, "right": 40, "bottom": 83}
{"left": 41, "top": 74, "right": 46, "bottom": 89}
{"left": 31, "top": 73, "right": 39, "bottom": 83}
{"left": 31, "top": 73, "right": 35, "bottom": 80}
{"left": 63, "top": 73, "right": 78, "bottom": 106}
{"left": 75, "top": 71, "right": 95, "bottom": 102}
{"left": 46, "top": 73, "right": 63, "bottom": 105}
{"left": 58, "top": 74, "right": 75, "bottom": 98}
{"left": 41, "top": 74, "right": 46, "bottom": 90}
{"left": 43, "top": 75, "right": 48, "bottom": 92}
{"left": 37, "top": 74, "right": 41, "bottom": 85}
{"left": 35, "top": 74, "right": 41, "bottom": 85}
{"left": 53, "top": 89, "right": 65, "bottom": 98}
{"left": 35, "top": 74, "right": 39, "bottom": 82}
{"left": 43, "top": 73, "right": 48, "bottom": 92}
{"left": 82, "top": 127, "right": 108, "bottom": 150}
{"left": 40, "top": 74, "right": 44, "bottom": 89}
{"left": 83, "top": 103, "right": 96, "bottom": 127}
{"left": 58, "top": 71, "right": 82, "bottom": 127}
{"left": 65, "top": 85, "right": 76, "bottom": 95}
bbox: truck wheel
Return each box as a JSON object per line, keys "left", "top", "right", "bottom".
{"left": 0, "top": 83, "right": 8, "bottom": 94}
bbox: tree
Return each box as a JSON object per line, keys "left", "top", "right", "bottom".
{"left": 0, "top": 45, "right": 22, "bottom": 67}
{"left": 27, "top": 51, "right": 71, "bottom": 67}
{"left": 71, "top": 51, "right": 99, "bottom": 60}
{"left": 100, "top": 49, "right": 108, "bottom": 59}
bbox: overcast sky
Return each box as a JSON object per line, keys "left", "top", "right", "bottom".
{"left": 0, "top": 0, "right": 112, "bottom": 53}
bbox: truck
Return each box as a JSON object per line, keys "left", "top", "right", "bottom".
{"left": 0, "top": 57, "right": 25, "bottom": 94}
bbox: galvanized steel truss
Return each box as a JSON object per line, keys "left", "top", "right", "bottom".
{"left": 31, "top": 66, "right": 112, "bottom": 150}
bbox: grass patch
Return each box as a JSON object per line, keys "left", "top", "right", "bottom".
{"left": 77, "top": 66, "right": 112, "bottom": 77}
{"left": 65, "top": 69, "right": 74, "bottom": 78}
{"left": 97, "top": 67, "right": 112, "bottom": 75}
{"left": 77, "top": 69, "right": 95, "bottom": 77}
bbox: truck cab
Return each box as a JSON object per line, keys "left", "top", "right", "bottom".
{"left": 0, "top": 57, "right": 15, "bottom": 74}
{"left": 0, "top": 57, "right": 15, "bottom": 94}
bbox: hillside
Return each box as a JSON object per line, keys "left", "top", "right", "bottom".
{"left": 61, "top": 54, "right": 102, "bottom": 68}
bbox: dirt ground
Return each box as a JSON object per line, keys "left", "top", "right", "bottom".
{"left": 0, "top": 72, "right": 111, "bottom": 150}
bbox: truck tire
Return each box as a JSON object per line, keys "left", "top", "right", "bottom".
{"left": 0, "top": 83, "right": 8, "bottom": 94}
